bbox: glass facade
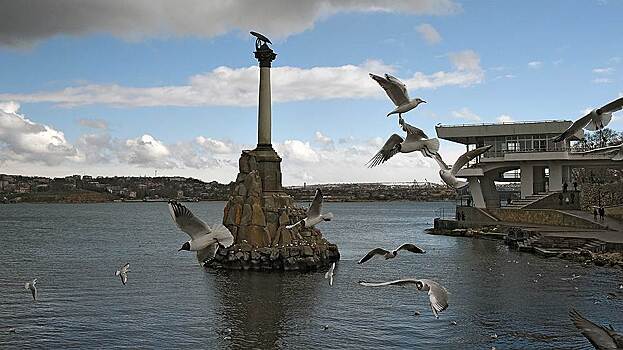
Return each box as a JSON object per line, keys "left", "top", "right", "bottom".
{"left": 478, "top": 134, "right": 566, "bottom": 158}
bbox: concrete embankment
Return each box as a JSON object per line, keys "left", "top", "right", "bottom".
{"left": 428, "top": 218, "right": 623, "bottom": 269}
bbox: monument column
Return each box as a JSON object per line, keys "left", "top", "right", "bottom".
{"left": 255, "top": 46, "right": 276, "bottom": 148}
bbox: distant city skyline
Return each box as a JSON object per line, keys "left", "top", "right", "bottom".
{"left": 1, "top": 1, "right": 622, "bottom": 185}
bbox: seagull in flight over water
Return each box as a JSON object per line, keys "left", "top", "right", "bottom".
{"left": 325, "top": 262, "right": 336, "bottom": 286}
{"left": 367, "top": 116, "right": 440, "bottom": 167}
{"left": 115, "top": 263, "right": 130, "bottom": 285}
{"left": 24, "top": 279, "right": 37, "bottom": 301}
{"left": 168, "top": 200, "right": 234, "bottom": 266}
{"left": 569, "top": 309, "right": 623, "bottom": 349}
{"left": 553, "top": 97, "right": 623, "bottom": 144}
{"left": 369, "top": 73, "right": 426, "bottom": 118}
{"left": 358, "top": 243, "right": 426, "bottom": 264}
{"left": 434, "top": 145, "right": 492, "bottom": 189}
{"left": 286, "top": 188, "right": 334, "bottom": 229}
{"left": 358, "top": 278, "right": 449, "bottom": 318}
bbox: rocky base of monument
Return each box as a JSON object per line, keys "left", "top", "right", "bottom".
{"left": 205, "top": 239, "right": 340, "bottom": 271}
{"left": 212, "top": 149, "right": 340, "bottom": 271}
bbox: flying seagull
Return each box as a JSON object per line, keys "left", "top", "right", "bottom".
{"left": 325, "top": 262, "right": 336, "bottom": 286}
{"left": 569, "top": 309, "right": 623, "bottom": 349}
{"left": 369, "top": 73, "right": 426, "bottom": 118}
{"left": 576, "top": 143, "right": 623, "bottom": 161}
{"left": 434, "top": 145, "right": 493, "bottom": 189}
{"left": 286, "top": 188, "right": 334, "bottom": 229}
{"left": 24, "top": 279, "right": 37, "bottom": 301}
{"left": 115, "top": 263, "right": 130, "bottom": 285}
{"left": 553, "top": 97, "right": 623, "bottom": 143}
{"left": 168, "top": 200, "right": 235, "bottom": 265}
{"left": 358, "top": 243, "right": 426, "bottom": 264}
{"left": 358, "top": 278, "right": 449, "bottom": 318}
{"left": 367, "top": 117, "right": 440, "bottom": 167}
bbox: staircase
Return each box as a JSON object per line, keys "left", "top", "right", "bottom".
{"left": 505, "top": 193, "right": 551, "bottom": 209}
{"left": 516, "top": 233, "right": 542, "bottom": 252}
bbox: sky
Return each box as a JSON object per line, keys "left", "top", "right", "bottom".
{"left": 0, "top": 0, "right": 622, "bottom": 185}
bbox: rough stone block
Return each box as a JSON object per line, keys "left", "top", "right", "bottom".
{"left": 251, "top": 203, "right": 266, "bottom": 226}
{"left": 239, "top": 154, "right": 250, "bottom": 173}
{"left": 266, "top": 212, "right": 279, "bottom": 225}
{"left": 241, "top": 204, "right": 252, "bottom": 225}
{"left": 237, "top": 183, "right": 247, "bottom": 196}
{"left": 302, "top": 246, "right": 314, "bottom": 257}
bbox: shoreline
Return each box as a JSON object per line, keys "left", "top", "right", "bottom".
{"left": 426, "top": 225, "right": 623, "bottom": 269}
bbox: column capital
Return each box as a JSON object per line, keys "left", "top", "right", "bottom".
{"left": 254, "top": 45, "right": 277, "bottom": 68}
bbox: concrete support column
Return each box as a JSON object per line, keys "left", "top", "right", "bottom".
{"left": 257, "top": 67, "right": 272, "bottom": 146}
{"left": 549, "top": 162, "right": 563, "bottom": 192}
{"left": 468, "top": 178, "right": 486, "bottom": 208}
{"left": 533, "top": 166, "right": 546, "bottom": 193}
{"left": 480, "top": 175, "right": 500, "bottom": 208}
{"left": 520, "top": 164, "right": 534, "bottom": 199}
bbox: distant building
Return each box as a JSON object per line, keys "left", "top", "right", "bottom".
{"left": 436, "top": 120, "right": 623, "bottom": 208}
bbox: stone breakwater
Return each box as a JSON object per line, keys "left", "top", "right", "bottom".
{"left": 215, "top": 150, "right": 340, "bottom": 271}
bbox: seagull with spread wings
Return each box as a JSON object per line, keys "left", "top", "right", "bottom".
{"left": 569, "top": 309, "right": 623, "bottom": 349}
{"left": 358, "top": 243, "right": 426, "bottom": 264}
{"left": 359, "top": 279, "right": 449, "bottom": 318}
{"left": 168, "top": 200, "right": 234, "bottom": 266}
{"left": 553, "top": 97, "right": 623, "bottom": 144}
{"left": 367, "top": 116, "right": 440, "bottom": 167}
{"left": 369, "top": 73, "right": 426, "bottom": 118}
{"left": 286, "top": 188, "right": 334, "bottom": 229}
{"left": 115, "top": 263, "right": 130, "bottom": 285}
{"left": 434, "top": 145, "right": 493, "bottom": 189}
{"left": 24, "top": 279, "right": 37, "bottom": 301}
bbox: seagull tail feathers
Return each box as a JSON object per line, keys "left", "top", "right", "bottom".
{"left": 24, "top": 283, "right": 29, "bottom": 290}
{"left": 422, "top": 138, "right": 440, "bottom": 156}
{"left": 323, "top": 212, "right": 334, "bottom": 221}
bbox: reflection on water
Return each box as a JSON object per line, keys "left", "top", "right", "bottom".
{"left": 0, "top": 201, "right": 621, "bottom": 349}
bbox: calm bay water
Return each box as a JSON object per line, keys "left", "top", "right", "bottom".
{"left": 0, "top": 201, "right": 621, "bottom": 349}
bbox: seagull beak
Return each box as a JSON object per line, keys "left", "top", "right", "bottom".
{"left": 177, "top": 247, "right": 183, "bottom": 251}
{"left": 421, "top": 100, "right": 427, "bottom": 103}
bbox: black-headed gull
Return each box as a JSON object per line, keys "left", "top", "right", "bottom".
{"left": 168, "top": 200, "right": 234, "bottom": 265}
{"left": 553, "top": 97, "right": 623, "bottom": 143}
{"left": 286, "top": 188, "right": 333, "bottom": 229}
{"left": 569, "top": 309, "right": 623, "bottom": 349}
{"left": 359, "top": 278, "right": 449, "bottom": 318}
{"left": 115, "top": 263, "right": 130, "bottom": 285}
{"left": 434, "top": 145, "right": 492, "bottom": 189}
{"left": 24, "top": 279, "right": 37, "bottom": 301}
{"left": 358, "top": 243, "right": 426, "bottom": 264}
{"left": 369, "top": 73, "right": 426, "bottom": 118}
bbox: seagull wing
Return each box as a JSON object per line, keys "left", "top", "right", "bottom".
{"left": 433, "top": 153, "right": 450, "bottom": 170}
{"left": 307, "top": 188, "right": 323, "bottom": 218}
{"left": 357, "top": 248, "right": 391, "bottom": 264}
{"left": 196, "top": 243, "right": 219, "bottom": 266}
{"left": 396, "top": 243, "right": 426, "bottom": 254}
{"left": 576, "top": 144, "right": 621, "bottom": 155}
{"left": 385, "top": 74, "right": 410, "bottom": 102}
{"left": 120, "top": 263, "right": 130, "bottom": 274}
{"left": 450, "top": 145, "right": 492, "bottom": 175}
{"left": 168, "top": 200, "right": 211, "bottom": 240}
{"left": 553, "top": 112, "right": 593, "bottom": 143}
{"left": 400, "top": 118, "right": 428, "bottom": 141}
{"left": 207, "top": 225, "right": 235, "bottom": 248}
{"left": 418, "top": 279, "right": 449, "bottom": 318}
{"left": 119, "top": 273, "right": 128, "bottom": 285}
{"left": 366, "top": 134, "right": 404, "bottom": 168}
{"left": 358, "top": 278, "right": 420, "bottom": 287}
{"left": 601, "top": 96, "right": 623, "bottom": 114}
{"left": 569, "top": 309, "right": 619, "bottom": 349}
{"left": 369, "top": 73, "right": 409, "bottom": 106}
{"left": 31, "top": 285, "right": 37, "bottom": 300}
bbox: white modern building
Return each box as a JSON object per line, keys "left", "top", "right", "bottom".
{"left": 436, "top": 121, "right": 623, "bottom": 209}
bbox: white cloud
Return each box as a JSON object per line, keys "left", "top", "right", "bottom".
{"left": 120, "top": 134, "right": 174, "bottom": 168}
{"left": 592, "top": 67, "right": 614, "bottom": 74}
{"left": 451, "top": 107, "right": 481, "bottom": 122}
{"left": 275, "top": 140, "right": 320, "bottom": 163}
{"left": 0, "top": 0, "right": 460, "bottom": 47}
{"left": 497, "top": 114, "right": 513, "bottom": 123}
{"left": 592, "top": 78, "right": 613, "bottom": 84}
{"left": 78, "top": 118, "right": 108, "bottom": 130}
{"left": 528, "top": 61, "right": 542, "bottom": 69}
{"left": 195, "top": 136, "right": 235, "bottom": 154}
{"left": 0, "top": 52, "right": 484, "bottom": 107}
{"left": 0, "top": 106, "right": 78, "bottom": 165}
{"left": 416, "top": 23, "right": 442, "bottom": 44}
{"left": 0, "top": 101, "right": 20, "bottom": 113}
{"left": 314, "top": 131, "right": 333, "bottom": 145}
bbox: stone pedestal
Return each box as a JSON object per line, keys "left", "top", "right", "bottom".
{"left": 212, "top": 148, "right": 340, "bottom": 271}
